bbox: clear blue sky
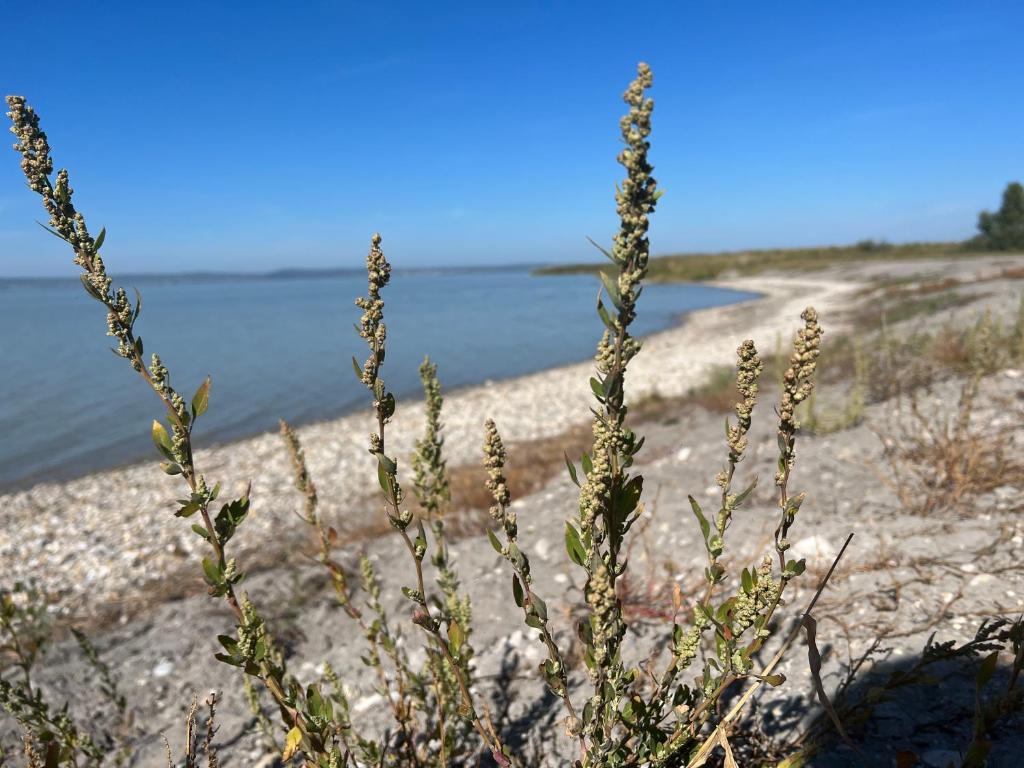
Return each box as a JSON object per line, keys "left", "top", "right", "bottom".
{"left": 1, "top": 1, "right": 1021, "bottom": 276}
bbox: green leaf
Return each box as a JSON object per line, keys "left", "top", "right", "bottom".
{"left": 201, "top": 557, "right": 222, "bottom": 586}
{"left": 531, "top": 593, "right": 548, "bottom": 621}
{"left": 401, "top": 586, "right": 422, "bottom": 602}
{"left": 487, "top": 528, "right": 504, "bottom": 554}
{"left": 785, "top": 559, "right": 806, "bottom": 577}
{"left": 37, "top": 219, "right": 69, "bottom": 243}
{"left": 375, "top": 452, "right": 397, "bottom": 476}
{"left": 741, "top": 568, "right": 753, "bottom": 594}
{"left": 596, "top": 295, "right": 617, "bottom": 332}
{"left": 590, "top": 377, "right": 605, "bottom": 401}
{"left": 377, "top": 462, "right": 391, "bottom": 493}
{"left": 160, "top": 461, "right": 182, "bottom": 475}
{"left": 448, "top": 620, "right": 464, "bottom": 651}
{"left": 176, "top": 501, "right": 201, "bottom": 518}
{"left": 581, "top": 452, "right": 593, "bottom": 476}
{"left": 734, "top": 478, "right": 758, "bottom": 507}
{"left": 191, "top": 377, "right": 211, "bottom": 419}
{"left": 585, "top": 236, "right": 617, "bottom": 264}
{"left": 93, "top": 227, "right": 106, "bottom": 251}
{"left": 351, "top": 355, "right": 364, "bottom": 382}
{"left": 512, "top": 574, "right": 524, "bottom": 608}
{"left": 191, "top": 524, "right": 211, "bottom": 540}
{"left": 564, "top": 454, "right": 580, "bottom": 486}
{"left": 689, "top": 495, "right": 711, "bottom": 545}
{"left": 565, "top": 522, "right": 586, "bottom": 567}
{"left": 151, "top": 419, "right": 174, "bottom": 459}
{"left": 599, "top": 271, "right": 622, "bottom": 310}
{"left": 413, "top": 518, "right": 427, "bottom": 560}
{"left": 616, "top": 475, "right": 644, "bottom": 521}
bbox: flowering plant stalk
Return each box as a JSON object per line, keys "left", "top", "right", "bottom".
{"left": 6, "top": 96, "right": 349, "bottom": 767}
{"left": 482, "top": 66, "right": 828, "bottom": 767}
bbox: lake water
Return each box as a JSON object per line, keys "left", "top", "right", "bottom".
{"left": 0, "top": 269, "right": 758, "bottom": 489}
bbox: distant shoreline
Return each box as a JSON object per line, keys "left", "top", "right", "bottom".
{"left": 0, "top": 237, "right": 979, "bottom": 284}
{"left": 0, "top": 262, "right": 550, "bottom": 285}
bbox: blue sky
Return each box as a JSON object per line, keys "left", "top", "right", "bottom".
{"left": 1, "top": 1, "right": 1021, "bottom": 276}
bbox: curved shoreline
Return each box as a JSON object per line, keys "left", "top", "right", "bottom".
{"left": 0, "top": 275, "right": 861, "bottom": 613}
{"left": 0, "top": 280, "right": 759, "bottom": 494}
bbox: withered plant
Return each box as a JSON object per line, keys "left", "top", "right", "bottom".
{"left": 876, "top": 309, "right": 1024, "bottom": 516}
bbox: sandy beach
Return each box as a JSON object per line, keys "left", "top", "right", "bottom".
{"left": 0, "top": 274, "right": 860, "bottom": 615}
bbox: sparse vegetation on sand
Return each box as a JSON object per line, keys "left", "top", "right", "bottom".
{"left": 536, "top": 241, "right": 979, "bottom": 283}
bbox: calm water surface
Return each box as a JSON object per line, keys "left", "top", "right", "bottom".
{"left": 0, "top": 269, "right": 757, "bottom": 489}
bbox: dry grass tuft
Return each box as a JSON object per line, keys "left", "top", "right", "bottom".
{"left": 877, "top": 379, "right": 1024, "bottom": 516}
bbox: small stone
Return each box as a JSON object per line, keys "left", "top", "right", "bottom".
{"left": 533, "top": 538, "right": 551, "bottom": 561}
{"left": 792, "top": 535, "right": 834, "bottom": 562}
{"left": 152, "top": 659, "right": 174, "bottom": 678}
{"left": 353, "top": 693, "right": 384, "bottom": 713}
{"left": 676, "top": 447, "right": 692, "bottom": 462}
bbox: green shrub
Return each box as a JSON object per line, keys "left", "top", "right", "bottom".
{"left": 975, "top": 181, "right": 1024, "bottom": 251}
{"left": 4, "top": 65, "right": 842, "bottom": 767}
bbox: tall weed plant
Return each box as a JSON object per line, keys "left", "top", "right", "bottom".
{"left": 5, "top": 65, "right": 835, "bottom": 766}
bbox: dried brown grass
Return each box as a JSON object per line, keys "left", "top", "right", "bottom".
{"left": 876, "top": 378, "right": 1024, "bottom": 516}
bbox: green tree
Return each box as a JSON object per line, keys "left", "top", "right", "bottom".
{"left": 976, "top": 181, "right": 1024, "bottom": 250}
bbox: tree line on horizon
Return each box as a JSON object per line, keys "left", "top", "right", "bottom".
{"left": 973, "top": 181, "right": 1024, "bottom": 251}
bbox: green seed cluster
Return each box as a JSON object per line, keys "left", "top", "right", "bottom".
{"left": 611, "top": 63, "right": 658, "bottom": 332}
{"left": 578, "top": 422, "right": 614, "bottom": 534}
{"left": 412, "top": 357, "right": 450, "bottom": 520}
{"left": 483, "top": 419, "right": 514, "bottom": 537}
{"left": 585, "top": 562, "right": 618, "bottom": 668}
{"left": 777, "top": 307, "right": 823, "bottom": 486}
{"left": 730, "top": 558, "right": 779, "bottom": 640}
{"left": 236, "top": 595, "right": 266, "bottom": 663}
{"left": 6, "top": 98, "right": 98, "bottom": 265}
{"left": 5, "top": 96, "right": 145, "bottom": 367}
{"left": 280, "top": 419, "right": 318, "bottom": 522}
{"left": 726, "top": 340, "right": 763, "bottom": 464}
{"left": 355, "top": 233, "right": 391, "bottom": 390}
